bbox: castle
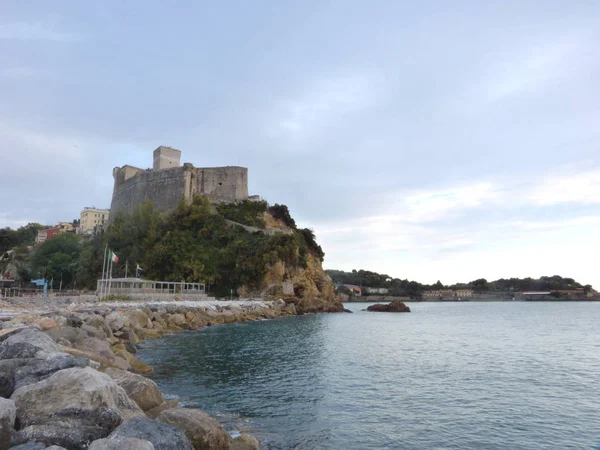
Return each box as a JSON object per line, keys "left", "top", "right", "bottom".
{"left": 110, "top": 146, "right": 248, "bottom": 217}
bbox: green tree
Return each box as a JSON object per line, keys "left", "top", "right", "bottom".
{"left": 30, "top": 233, "right": 82, "bottom": 288}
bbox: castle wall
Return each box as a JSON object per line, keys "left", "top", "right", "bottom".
{"left": 194, "top": 167, "right": 248, "bottom": 203}
{"left": 110, "top": 166, "right": 189, "bottom": 216}
{"left": 110, "top": 164, "right": 248, "bottom": 217}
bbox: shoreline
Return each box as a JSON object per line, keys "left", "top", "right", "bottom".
{"left": 0, "top": 296, "right": 309, "bottom": 449}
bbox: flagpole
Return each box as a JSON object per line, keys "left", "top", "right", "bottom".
{"left": 101, "top": 244, "right": 108, "bottom": 297}
{"left": 108, "top": 256, "right": 112, "bottom": 296}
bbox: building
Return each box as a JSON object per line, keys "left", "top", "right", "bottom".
{"left": 109, "top": 146, "right": 249, "bottom": 219}
{"left": 79, "top": 207, "right": 110, "bottom": 235}
{"left": 57, "top": 222, "right": 75, "bottom": 233}
{"left": 342, "top": 284, "right": 362, "bottom": 296}
{"left": 423, "top": 289, "right": 473, "bottom": 299}
{"left": 35, "top": 227, "right": 61, "bottom": 244}
{"left": 364, "top": 287, "right": 389, "bottom": 295}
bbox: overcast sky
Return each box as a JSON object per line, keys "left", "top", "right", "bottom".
{"left": 1, "top": 1, "right": 599, "bottom": 288}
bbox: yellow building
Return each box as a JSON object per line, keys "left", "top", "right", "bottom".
{"left": 79, "top": 207, "right": 110, "bottom": 235}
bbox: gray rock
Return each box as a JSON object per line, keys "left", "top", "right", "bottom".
{"left": 12, "top": 408, "right": 122, "bottom": 449}
{"left": 0, "top": 343, "right": 38, "bottom": 361}
{"left": 46, "top": 446, "right": 68, "bottom": 450}
{"left": 66, "top": 314, "right": 83, "bottom": 328}
{"left": 0, "top": 359, "right": 30, "bottom": 398}
{"left": 0, "top": 328, "right": 24, "bottom": 343}
{"left": 45, "top": 327, "right": 90, "bottom": 347}
{"left": 105, "top": 313, "right": 126, "bottom": 333}
{"left": 84, "top": 316, "right": 113, "bottom": 339}
{"left": 89, "top": 436, "right": 155, "bottom": 450}
{"left": 144, "top": 400, "right": 178, "bottom": 420}
{"left": 107, "top": 416, "right": 193, "bottom": 450}
{"left": 0, "top": 397, "right": 16, "bottom": 450}
{"left": 80, "top": 324, "right": 107, "bottom": 340}
{"left": 11, "top": 367, "right": 144, "bottom": 426}
{"left": 1, "top": 329, "right": 60, "bottom": 358}
{"left": 13, "top": 354, "right": 89, "bottom": 391}
{"left": 156, "top": 408, "right": 230, "bottom": 450}
{"left": 104, "top": 369, "right": 163, "bottom": 412}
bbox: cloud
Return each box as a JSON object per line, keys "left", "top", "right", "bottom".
{"left": 0, "top": 22, "right": 81, "bottom": 42}
{"left": 266, "top": 72, "right": 385, "bottom": 141}
{"left": 528, "top": 169, "right": 600, "bottom": 206}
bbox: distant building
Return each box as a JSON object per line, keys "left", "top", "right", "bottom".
{"left": 423, "top": 289, "right": 473, "bottom": 299}
{"left": 365, "top": 287, "right": 389, "bottom": 295}
{"left": 35, "top": 227, "right": 61, "bottom": 244}
{"left": 79, "top": 207, "right": 110, "bottom": 235}
{"left": 57, "top": 222, "right": 75, "bottom": 233}
{"left": 342, "top": 284, "right": 362, "bottom": 296}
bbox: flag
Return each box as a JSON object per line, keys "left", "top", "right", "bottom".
{"left": 136, "top": 264, "right": 142, "bottom": 278}
{"left": 110, "top": 251, "right": 119, "bottom": 263}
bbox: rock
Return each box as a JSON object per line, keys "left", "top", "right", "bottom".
{"left": 0, "top": 359, "right": 31, "bottom": 398}
{"left": 129, "top": 357, "right": 152, "bottom": 374}
{"left": 84, "top": 316, "right": 113, "bottom": 339}
{"left": 66, "top": 314, "right": 84, "bottom": 328}
{"left": 125, "top": 311, "right": 151, "bottom": 330}
{"left": 13, "top": 353, "right": 89, "bottom": 391}
{"left": 141, "top": 329, "right": 163, "bottom": 340}
{"left": 0, "top": 328, "right": 23, "bottom": 342}
{"left": 45, "top": 326, "right": 90, "bottom": 347}
{"left": 1, "top": 328, "right": 60, "bottom": 358}
{"left": 145, "top": 400, "right": 178, "bottom": 420}
{"left": 104, "top": 368, "right": 164, "bottom": 412}
{"left": 231, "top": 433, "right": 260, "bottom": 450}
{"left": 0, "top": 397, "right": 16, "bottom": 450}
{"left": 47, "top": 446, "right": 68, "bottom": 450}
{"left": 36, "top": 317, "right": 58, "bottom": 331}
{"left": 11, "top": 408, "right": 123, "bottom": 449}
{"left": 107, "top": 416, "right": 193, "bottom": 450}
{"left": 89, "top": 436, "right": 156, "bottom": 450}
{"left": 106, "top": 313, "right": 127, "bottom": 332}
{"left": 11, "top": 367, "right": 144, "bottom": 425}
{"left": 59, "top": 346, "right": 128, "bottom": 371}
{"left": 367, "top": 300, "right": 411, "bottom": 313}
{"left": 156, "top": 408, "right": 230, "bottom": 450}
{"left": 0, "top": 343, "right": 38, "bottom": 360}
{"left": 81, "top": 323, "right": 108, "bottom": 340}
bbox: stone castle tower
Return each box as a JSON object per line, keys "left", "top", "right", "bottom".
{"left": 110, "top": 146, "right": 248, "bottom": 217}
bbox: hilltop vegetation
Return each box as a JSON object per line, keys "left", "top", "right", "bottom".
{"left": 327, "top": 269, "right": 593, "bottom": 298}
{"left": 8, "top": 196, "right": 328, "bottom": 299}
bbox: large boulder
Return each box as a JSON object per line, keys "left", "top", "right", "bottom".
{"left": 10, "top": 408, "right": 123, "bottom": 449}
{"left": 107, "top": 416, "right": 193, "bottom": 450}
{"left": 8, "top": 443, "right": 47, "bottom": 450}
{"left": 11, "top": 367, "right": 144, "bottom": 425}
{"left": 156, "top": 408, "right": 230, "bottom": 450}
{"left": 1, "top": 328, "right": 60, "bottom": 358}
{"left": 45, "top": 326, "right": 90, "bottom": 347}
{"left": 0, "top": 397, "right": 16, "bottom": 450}
{"left": 106, "top": 313, "right": 128, "bottom": 333}
{"left": 0, "top": 359, "right": 30, "bottom": 398}
{"left": 104, "top": 368, "right": 164, "bottom": 412}
{"left": 124, "top": 310, "right": 152, "bottom": 330}
{"left": 367, "top": 300, "right": 411, "bottom": 312}
{"left": 89, "top": 436, "right": 155, "bottom": 449}
{"left": 13, "top": 353, "right": 89, "bottom": 391}
{"left": 231, "top": 434, "right": 260, "bottom": 450}
{"left": 145, "top": 400, "right": 178, "bottom": 420}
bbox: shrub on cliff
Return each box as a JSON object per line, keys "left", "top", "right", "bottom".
{"left": 216, "top": 200, "right": 267, "bottom": 229}
{"left": 268, "top": 204, "right": 296, "bottom": 229}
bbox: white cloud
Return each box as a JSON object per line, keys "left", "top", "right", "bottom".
{"left": 528, "top": 169, "right": 600, "bottom": 206}
{"left": 0, "top": 22, "right": 81, "bottom": 42}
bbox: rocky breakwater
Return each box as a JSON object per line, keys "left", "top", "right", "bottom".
{"left": 367, "top": 300, "right": 411, "bottom": 313}
{"left": 0, "top": 299, "right": 298, "bottom": 449}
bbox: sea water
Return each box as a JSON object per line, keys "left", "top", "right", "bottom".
{"left": 137, "top": 302, "right": 600, "bottom": 449}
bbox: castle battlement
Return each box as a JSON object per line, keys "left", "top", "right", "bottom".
{"left": 110, "top": 146, "right": 248, "bottom": 217}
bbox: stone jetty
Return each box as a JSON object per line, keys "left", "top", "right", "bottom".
{"left": 0, "top": 297, "right": 302, "bottom": 449}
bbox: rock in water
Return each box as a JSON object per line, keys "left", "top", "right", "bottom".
{"left": 107, "top": 416, "right": 193, "bottom": 450}
{"left": 156, "top": 408, "right": 230, "bottom": 450}
{"left": 104, "top": 368, "right": 164, "bottom": 412}
{"left": 0, "top": 397, "right": 16, "bottom": 450}
{"left": 367, "top": 300, "right": 411, "bottom": 313}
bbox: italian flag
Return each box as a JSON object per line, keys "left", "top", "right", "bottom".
{"left": 110, "top": 251, "right": 119, "bottom": 263}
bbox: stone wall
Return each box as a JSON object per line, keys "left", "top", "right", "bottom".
{"left": 110, "top": 163, "right": 248, "bottom": 217}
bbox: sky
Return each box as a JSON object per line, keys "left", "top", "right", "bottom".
{"left": 1, "top": 1, "right": 599, "bottom": 288}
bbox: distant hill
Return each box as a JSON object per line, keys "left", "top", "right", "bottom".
{"left": 326, "top": 269, "right": 593, "bottom": 298}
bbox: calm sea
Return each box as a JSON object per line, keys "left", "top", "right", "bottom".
{"left": 137, "top": 302, "right": 600, "bottom": 449}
